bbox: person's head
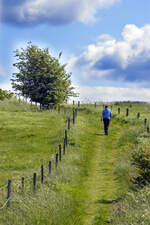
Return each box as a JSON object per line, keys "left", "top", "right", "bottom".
{"left": 105, "top": 105, "right": 108, "bottom": 109}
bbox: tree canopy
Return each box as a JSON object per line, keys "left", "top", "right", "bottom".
{"left": 0, "top": 89, "right": 13, "bottom": 101}
{"left": 11, "top": 43, "right": 76, "bottom": 105}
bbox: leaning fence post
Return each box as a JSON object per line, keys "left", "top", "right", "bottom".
{"left": 63, "top": 138, "right": 66, "bottom": 154}
{"left": 59, "top": 144, "right": 62, "bottom": 161}
{"left": 41, "top": 165, "right": 44, "bottom": 183}
{"left": 33, "top": 173, "right": 36, "bottom": 190}
{"left": 7, "top": 180, "right": 11, "bottom": 207}
{"left": 49, "top": 161, "right": 51, "bottom": 174}
{"left": 56, "top": 153, "right": 58, "bottom": 168}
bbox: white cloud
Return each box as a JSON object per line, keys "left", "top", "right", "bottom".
{"left": 0, "top": 82, "right": 12, "bottom": 91}
{"left": 73, "top": 86, "right": 150, "bottom": 103}
{"left": 69, "top": 24, "right": 150, "bottom": 86}
{"left": 1, "top": 0, "right": 119, "bottom": 25}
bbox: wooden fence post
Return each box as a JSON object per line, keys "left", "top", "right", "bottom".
{"left": 75, "top": 108, "right": 77, "bottom": 118}
{"left": 147, "top": 126, "right": 149, "bottom": 133}
{"left": 126, "top": 108, "right": 129, "bottom": 117}
{"left": 21, "top": 177, "right": 24, "bottom": 189}
{"left": 118, "top": 108, "right": 120, "bottom": 114}
{"left": 7, "top": 180, "right": 11, "bottom": 207}
{"left": 68, "top": 118, "right": 70, "bottom": 130}
{"left": 56, "top": 153, "right": 58, "bottom": 168}
{"left": 58, "top": 104, "right": 60, "bottom": 113}
{"left": 33, "top": 173, "right": 36, "bottom": 190}
{"left": 137, "top": 112, "right": 140, "bottom": 119}
{"left": 59, "top": 144, "right": 62, "bottom": 161}
{"left": 49, "top": 161, "right": 51, "bottom": 174}
{"left": 41, "top": 165, "right": 44, "bottom": 183}
{"left": 63, "top": 138, "right": 66, "bottom": 154}
{"left": 73, "top": 108, "right": 75, "bottom": 124}
{"left": 65, "top": 129, "right": 67, "bottom": 146}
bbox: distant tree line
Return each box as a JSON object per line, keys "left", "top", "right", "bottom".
{"left": 11, "top": 42, "right": 77, "bottom": 107}
{"left": 0, "top": 89, "right": 13, "bottom": 101}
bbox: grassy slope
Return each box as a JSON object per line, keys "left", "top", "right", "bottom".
{"left": 0, "top": 100, "right": 149, "bottom": 224}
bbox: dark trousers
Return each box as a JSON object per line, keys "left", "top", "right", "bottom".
{"left": 103, "top": 118, "right": 110, "bottom": 135}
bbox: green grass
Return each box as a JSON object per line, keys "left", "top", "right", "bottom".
{"left": 0, "top": 100, "right": 150, "bottom": 224}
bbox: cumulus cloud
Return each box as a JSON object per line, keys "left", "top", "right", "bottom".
{"left": 69, "top": 24, "right": 150, "bottom": 86}
{"left": 1, "top": 0, "right": 119, "bottom": 26}
{"left": 73, "top": 86, "right": 150, "bottom": 103}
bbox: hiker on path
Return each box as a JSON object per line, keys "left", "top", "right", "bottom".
{"left": 102, "top": 105, "right": 112, "bottom": 135}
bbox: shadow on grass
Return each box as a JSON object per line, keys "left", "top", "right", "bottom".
{"left": 96, "top": 197, "right": 123, "bottom": 204}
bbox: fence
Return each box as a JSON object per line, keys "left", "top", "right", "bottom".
{"left": 0, "top": 101, "right": 149, "bottom": 210}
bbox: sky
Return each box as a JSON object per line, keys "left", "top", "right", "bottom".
{"left": 0, "top": 0, "right": 150, "bottom": 102}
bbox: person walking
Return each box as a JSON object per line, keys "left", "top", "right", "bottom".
{"left": 102, "top": 105, "right": 112, "bottom": 135}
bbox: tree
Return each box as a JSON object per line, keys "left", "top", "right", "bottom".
{"left": 0, "top": 89, "right": 13, "bottom": 101}
{"left": 11, "top": 43, "right": 76, "bottom": 106}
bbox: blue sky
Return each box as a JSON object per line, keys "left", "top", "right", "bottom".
{"left": 0, "top": 0, "right": 150, "bottom": 102}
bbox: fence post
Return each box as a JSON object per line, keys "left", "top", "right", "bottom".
{"left": 49, "top": 161, "right": 51, "bottom": 174}
{"left": 64, "top": 107, "right": 66, "bottom": 114}
{"left": 33, "top": 173, "right": 36, "bottom": 190}
{"left": 7, "top": 180, "right": 11, "bottom": 207}
{"left": 41, "top": 165, "right": 44, "bottom": 183}
{"left": 137, "top": 112, "right": 140, "bottom": 119}
{"left": 73, "top": 108, "right": 75, "bottom": 124}
{"left": 59, "top": 144, "right": 62, "bottom": 161}
{"left": 56, "top": 153, "right": 58, "bottom": 168}
{"left": 94, "top": 102, "right": 96, "bottom": 108}
{"left": 78, "top": 101, "right": 80, "bottom": 107}
{"left": 58, "top": 104, "right": 60, "bottom": 113}
{"left": 118, "top": 108, "right": 120, "bottom": 114}
{"left": 21, "top": 177, "right": 24, "bottom": 189}
{"left": 68, "top": 118, "right": 70, "bottom": 130}
{"left": 126, "top": 108, "right": 129, "bottom": 117}
{"left": 75, "top": 108, "right": 77, "bottom": 118}
{"left": 144, "top": 118, "right": 147, "bottom": 126}
{"left": 147, "top": 126, "right": 149, "bottom": 133}
{"left": 63, "top": 138, "right": 66, "bottom": 154}
{"left": 65, "top": 129, "right": 67, "bottom": 146}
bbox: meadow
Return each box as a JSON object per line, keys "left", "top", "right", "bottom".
{"left": 0, "top": 98, "right": 150, "bottom": 225}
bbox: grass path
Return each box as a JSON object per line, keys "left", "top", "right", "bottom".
{"left": 78, "top": 115, "right": 128, "bottom": 225}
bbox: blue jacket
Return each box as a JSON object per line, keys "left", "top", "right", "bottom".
{"left": 102, "top": 108, "right": 112, "bottom": 119}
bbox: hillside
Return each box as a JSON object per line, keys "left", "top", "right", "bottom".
{"left": 0, "top": 98, "right": 150, "bottom": 225}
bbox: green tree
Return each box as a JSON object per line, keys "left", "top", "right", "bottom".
{"left": 0, "top": 89, "right": 13, "bottom": 100}
{"left": 11, "top": 43, "right": 76, "bottom": 106}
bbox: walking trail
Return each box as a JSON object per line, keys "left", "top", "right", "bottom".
{"left": 80, "top": 116, "right": 127, "bottom": 225}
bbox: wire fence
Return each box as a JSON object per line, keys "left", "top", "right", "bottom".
{"left": 0, "top": 101, "right": 149, "bottom": 210}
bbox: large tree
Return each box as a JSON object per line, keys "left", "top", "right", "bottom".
{"left": 11, "top": 43, "right": 76, "bottom": 105}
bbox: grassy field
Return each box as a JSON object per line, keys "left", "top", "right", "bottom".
{"left": 0, "top": 98, "right": 150, "bottom": 224}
